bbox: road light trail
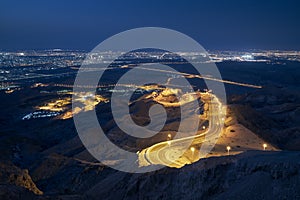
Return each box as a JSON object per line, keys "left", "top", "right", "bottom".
{"left": 55, "top": 64, "right": 262, "bottom": 89}
{"left": 138, "top": 93, "right": 225, "bottom": 168}
{"left": 68, "top": 62, "right": 260, "bottom": 167}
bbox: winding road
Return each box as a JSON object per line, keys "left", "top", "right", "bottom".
{"left": 138, "top": 92, "right": 225, "bottom": 168}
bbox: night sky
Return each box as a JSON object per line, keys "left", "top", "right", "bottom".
{"left": 1, "top": 0, "right": 300, "bottom": 51}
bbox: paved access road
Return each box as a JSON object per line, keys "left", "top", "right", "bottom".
{"left": 139, "top": 93, "right": 225, "bottom": 168}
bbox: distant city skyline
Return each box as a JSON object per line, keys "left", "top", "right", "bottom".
{"left": 1, "top": 0, "right": 300, "bottom": 51}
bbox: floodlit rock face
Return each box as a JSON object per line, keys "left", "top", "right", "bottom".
{"left": 0, "top": 163, "right": 43, "bottom": 196}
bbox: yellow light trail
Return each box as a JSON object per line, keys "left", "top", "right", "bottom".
{"left": 56, "top": 64, "right": 262, "bottom": 89}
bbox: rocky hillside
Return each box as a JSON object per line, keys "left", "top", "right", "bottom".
{"left": 1, "top": 151, "right": 299, "bottom": 200}
{"left": 229, "top": 85, "right": 300, "bottom": 150}
{"left": 83, "top": 151, "right": 300, "bottom": 200}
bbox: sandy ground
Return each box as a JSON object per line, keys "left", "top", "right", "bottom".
{"left": 180, "top": 123, "right": 279, "bottom": 167}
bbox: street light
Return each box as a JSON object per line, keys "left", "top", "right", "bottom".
{"left": 226, "top": 146, "right": 231, "bottom": 155}
{"left": 167, "top": 133, "right": 172, "bottom": 140}
{"left": 167, "top": 141, "right": 171, "bottom": 147}
{"left": 263, "top": 143, "right": 267, "bottom": 151}
{"left": 190, "top": 147, "right": 195, "bottom": 160}
{"left": 202, "top": 126, "right": 206, "bottom": 130}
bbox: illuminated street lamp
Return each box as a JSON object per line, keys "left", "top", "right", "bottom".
{"left": 202, "top": 126, "right": 206, "bottom": 130}
{"left": 263, "top": 143, "right": 267, "bottom": 151}
{"left": 190, "top": 147, "right": 195, "bottom": 159}
{"left": 167, "top": 133, "right": 172, "bottom": 140}
{"left": 167, "top": 141, "right": 171, "bottom": 147}
{"left": 226, "top": 146, "right": 231, "bottom": 155}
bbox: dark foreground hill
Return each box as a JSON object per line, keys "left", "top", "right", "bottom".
{"left": 1, "top": 151, "right": 300, "bottom": 200}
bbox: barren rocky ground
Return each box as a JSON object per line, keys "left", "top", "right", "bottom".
{"left": 0, "top": 61, "right": 300, "bottom": 199}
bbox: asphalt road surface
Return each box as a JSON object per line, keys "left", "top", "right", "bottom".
{"left": 139, "top": 93, "right": 225, "bottom": 168}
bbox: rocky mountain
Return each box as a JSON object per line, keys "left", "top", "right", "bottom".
{"left": 1, "top": 151, "right": 300, "bottom": 200}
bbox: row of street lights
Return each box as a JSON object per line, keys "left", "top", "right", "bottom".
{"left": 226, "top": 143, "right": 268, "bottom": 155}
{"left": 166, "top": 133, "right": 269, "bottom": 159}
{"left": 170, "top": 142, "right": 269, "bottom": 162}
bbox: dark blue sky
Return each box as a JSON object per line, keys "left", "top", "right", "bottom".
{"left": 1, "top": 0, "right": 300, "bottom": 51}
